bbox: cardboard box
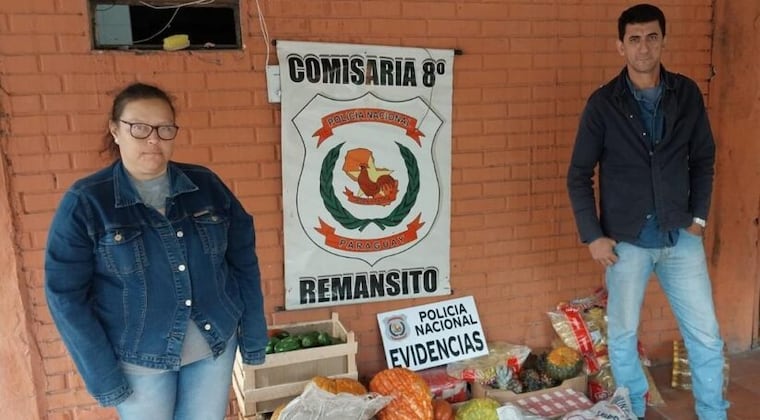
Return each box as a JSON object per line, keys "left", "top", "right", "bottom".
{"left": 470, "top": 373, "right": 587, "bottom": 404}
{"left": 232, "top": 313, "right": 358, "bottom": 417}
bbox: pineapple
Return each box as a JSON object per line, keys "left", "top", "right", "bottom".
{"left": 519, "top": 368, "right": 544, "bottom": 392}
{"left": 545, "top": 346, "right": 584, "bottom": 381}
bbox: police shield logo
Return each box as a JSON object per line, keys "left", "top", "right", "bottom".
{"left": 293, "top": 92, "right": 442, "bottom": 265}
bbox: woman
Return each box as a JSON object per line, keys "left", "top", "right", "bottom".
{"left": 44, "top": 82, "right": 268, "bottom": 419}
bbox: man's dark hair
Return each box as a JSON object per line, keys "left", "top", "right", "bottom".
{"left": 618, "top": 4, "right": 666, "bottom": 41}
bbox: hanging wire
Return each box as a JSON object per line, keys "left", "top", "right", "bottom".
{"left": 132, "top": 0, "right": 216, "bottom": 44}
{"left": 254, "top": 0, "right": 271, "bottom": 66}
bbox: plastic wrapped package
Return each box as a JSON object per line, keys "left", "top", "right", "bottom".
{"left": 276, "top": 382, "right": 392, "bottom": 420}
{"left": 417, "top": 365, "right": 469, "bottom": 403}
{"left": 561, "top": 387, "right": 636, "bottom": 420}
{"left": 446, "top": 342, "right": 532, "bottom": 384}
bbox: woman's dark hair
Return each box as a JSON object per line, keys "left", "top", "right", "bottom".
{"left": 618, "top": 4, "right": 666, "bottom": 41}
{"left": 101, "top": 82, "right": 176, "bottom": 160}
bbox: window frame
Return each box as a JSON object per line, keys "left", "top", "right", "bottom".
{"left": 88, "top": 0, "right": 242, "bottom": 51}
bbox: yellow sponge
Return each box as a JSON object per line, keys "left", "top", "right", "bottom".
{"left": 163, "top": 34, "right": 190, "bottom": 51}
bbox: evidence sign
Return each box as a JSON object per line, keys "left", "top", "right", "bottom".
{"left": 377, "top": 295, "right": 488, "bottom": 371}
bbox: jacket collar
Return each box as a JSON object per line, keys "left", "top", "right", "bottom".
{"left": 112, "top": 160, "right": 199, "bottom": 208}
{"left": 613, "top": 64, "right": 675, "bottom": 98}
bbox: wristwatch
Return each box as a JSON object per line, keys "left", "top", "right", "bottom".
{"left": 693, "top": 217, "right": 707, "bottom": 228}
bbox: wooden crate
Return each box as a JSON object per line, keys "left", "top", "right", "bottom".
{"left": 232, "top": 313, "right": 358, "bottom": 417}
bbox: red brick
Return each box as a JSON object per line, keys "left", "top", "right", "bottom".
{"left": 369, "top": 19, "right": 428, "bottom": 36}
{"left": 9, "top": 14, "right": 87, "bottom": 35}
{"left": 22, "top": 191, "right": 62, "bottom": 212}
{"left": 189, "top": 127, "right": 254, "bottom": 146}
{"left": 359, "top": 1, "right": 401, "bottom": 17}
{"left": 510, "top": 4, "right": 558, "bottom": 19}
{"left": 43, "top": 94, "right": 101, "bottom": 112}
{"left": 235, "top": 178, "right": 282, "bottom": 197}
{"left": 56, "top": 34, "right": 91, "bottom": 54}
{"left": 43, "top": 356, "right": 75, "bottom": 376}
{"left": 206, "top": 72, "right": 263, "bottom": 90}
{"left": 12, "top": 174, "right": 55, "bottom": 192}
{"left": 71, "top": 151, "right": 109, "bottom": 170}
{"left": 483, "top": 53, "right": 532, "bottom": 70}
{"left": 72, "top": 406, "right": 119, "bottom": 420}
{"left": 68, "top": 113, "right": 107, "bottom": 132}
{"left": 10, "top": 115, "right": 68, "bottom": 135}
{"left": 481, "top": 86, "right": 532, "bottom": 102}
{"left": 39, "top": 54, "right": 114, "bottom": 74}
{"left": 60, "top": 74, "right": 133, "bottom": 93}
{"left": 6, "top": 132, "right": 48, "bottom": 156}
{"left": 54, "top": 0, "right": 87, "bottom": 13}
{"left": 210, "top": 109, "right": 274, "bottom": 127}
{"left": 428, "top": 20, "right": 480, "bottom": 37}
{"left": 182, "top": 52, "right": 252, "bottom": 72}
{"left": 45, "top": 411, "right": 72, "bottom": 420}
{"left": 9, "top": 95, "right": 43, "bottom": 114}
{"left": 3, "top": 74, "right": 62, "bottom": 94}
{"left": 171, "top": 147, "right": 212, "bottom": 164}
{"left": 482, "top": 20, "right": 531, "bottom": 37}
{"left": 1, "top": 55, "right": 40, "bottom": 73}
{"left": 47, "top": 389, "right": 97, "bottom": 410}
{"left": 456, "top": 69, "right": 507, "bottom": 87}
{"left": 311, "top": 18, "right": 370, "bottom": 35}
{"left": 11, "top": 153, "right": 70, "bottom": 173}
{"left": 187, "top": 91, "right": 252, "bottom": 108}
{"left": 0, "top": 34, "right": 57, "bottom": 54}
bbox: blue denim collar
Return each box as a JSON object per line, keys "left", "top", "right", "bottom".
{"left": 113, "top": 161, "right": 199, "bottom": 208}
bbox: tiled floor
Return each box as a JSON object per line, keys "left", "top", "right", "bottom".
{"left": 645, "top": 348, "right": 760, "bottom": 420}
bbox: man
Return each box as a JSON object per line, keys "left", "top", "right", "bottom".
{"left": 566, "top": 4, "right": 728, "bottom": 419}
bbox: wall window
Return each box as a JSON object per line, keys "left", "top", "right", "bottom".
{"left": 89, "top": 1, "right": 240, "bottom": 50}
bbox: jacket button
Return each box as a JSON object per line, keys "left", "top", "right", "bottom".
{"left": 178, "top": 264, "right": 186, "bottom": 271}
{"left": 176, "top": 231, "right": 184, "bottom": 238}
{"left": 114, "top": 233, "right": 123, "bottom": 242}
{"left": 185, "top": 299, "right": 192, "bottom": 306}
{"left": 204, "top": 324, "right": 211, "bottom": 331}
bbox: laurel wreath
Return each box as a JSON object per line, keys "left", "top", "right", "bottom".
{"left": 320, "top": 142, "right": 420, "bottom": 231}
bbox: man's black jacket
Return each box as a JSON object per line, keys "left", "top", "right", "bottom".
{"left": 567, "top": 66, "right": 715, "bottom": 244}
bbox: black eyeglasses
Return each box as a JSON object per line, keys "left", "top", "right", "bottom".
{"left": 119, "top": 120, "right": 179, "bottom": 141}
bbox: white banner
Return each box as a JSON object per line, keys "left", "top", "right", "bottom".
{"left": 377, "top": 296, "right": 488, "bottom": 370}
{"left": 277, "top": 41, "right": 454, "bottom": 309}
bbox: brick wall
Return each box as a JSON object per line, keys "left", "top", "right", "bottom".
{"left": 2, "top": 1, "right": 748, "bottom": 418}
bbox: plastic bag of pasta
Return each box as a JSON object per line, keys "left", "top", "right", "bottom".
{"left": 671, "top": 339, "right": 730, "bottom": 394}
{"left": 446, "top": 342, "right": 531, "bottom": 384}
{"left": 547, "top": 288, "right": 608, "bottom": 374}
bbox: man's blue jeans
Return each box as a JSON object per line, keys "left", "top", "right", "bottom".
{"left": 606, "top": 229, "right": 728, "bottom": 419}
{"left": 116, "top": 335, "right": 237, "bottom": 420}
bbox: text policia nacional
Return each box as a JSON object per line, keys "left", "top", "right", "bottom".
{"left": 390, "top": 303, "right": 485, "bottom": 368}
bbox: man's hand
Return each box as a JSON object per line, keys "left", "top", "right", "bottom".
{"left": 588, "top": 237, "right": 618, "bottom": 267}
{"left": 685, "top": 222, "right": 705, "bottom": 236}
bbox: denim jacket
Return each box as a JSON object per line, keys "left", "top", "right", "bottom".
{"left": 567, "top": 66, "right": 715, "bottom": 243}
{"left": 45, "top": 160, "right": 267, "bottom": 406}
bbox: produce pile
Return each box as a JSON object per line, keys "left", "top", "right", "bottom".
{"left": 491, "top": 346, "right": 584, "bottom": 394}
{"left": 268, "top": 367, "right": 562, "bottom": 420}
{"left": 265, "top": 329, "right": 341, "bottom": 353}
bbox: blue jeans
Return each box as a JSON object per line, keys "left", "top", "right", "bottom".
{"left": 116, "top": 335, "right": 237, "bottom": 420}
{"left": 606, "top": 229, "right": 728, "bottom": 419}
